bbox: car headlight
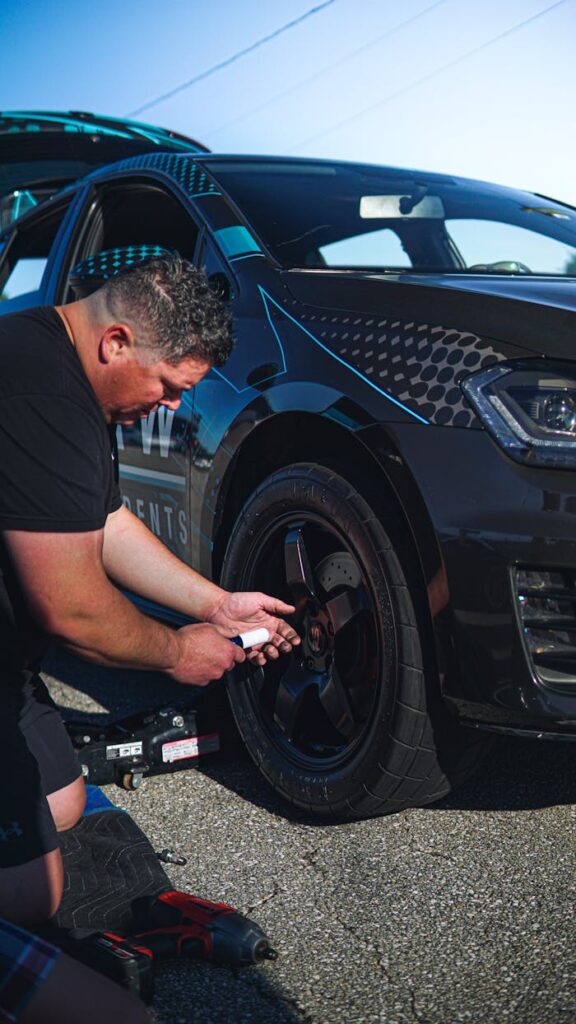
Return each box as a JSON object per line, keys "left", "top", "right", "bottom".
{"left": 461, "top": 360, "right": 576, "bottom": 468}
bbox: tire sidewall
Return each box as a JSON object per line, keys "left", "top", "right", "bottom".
{"left": 221, "top": 463, "right": 420, "bottom": 813}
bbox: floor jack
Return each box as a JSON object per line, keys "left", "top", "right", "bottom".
{"left": 65, "top": 628, "right": 269, "bottom": 791}
{"left": 66, "top": 695, "right": 231, "bottom": 791}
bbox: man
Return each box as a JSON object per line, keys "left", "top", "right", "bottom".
{"left": 0, "top": 254, "right": 299, "bottom": 927}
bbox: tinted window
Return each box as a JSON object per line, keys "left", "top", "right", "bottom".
{"left": 0, "top": 195, "right": 73, "bottom": 304}
{"left": 60, "top": 181, "right": 199, "bottom": 302}
{"left": 205, "top": 159, "right": 576, "bottom": 276}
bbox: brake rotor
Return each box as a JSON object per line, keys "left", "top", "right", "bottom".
{"left": 314, "top": 551, "right": 362, "bottom": 593}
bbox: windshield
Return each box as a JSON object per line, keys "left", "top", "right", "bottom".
{"left": 205, "top": 159, "right": 576, "bottom": 276}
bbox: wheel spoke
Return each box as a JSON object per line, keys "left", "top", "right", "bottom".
{"left": 326, "top": 585, "right": 369, "bottom": 635}
{"left": 318, "top": 665, "right": 356, "bottom": 740}
{"left": 273, "top": 662, "right": 314, "bottom": 740}
{"left": 284, "top": 527, "right": 317, "bottom": 608}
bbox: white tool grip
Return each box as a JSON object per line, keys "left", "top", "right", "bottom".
{"left": 230, "top": 628, "right": 270, "bottom": 649}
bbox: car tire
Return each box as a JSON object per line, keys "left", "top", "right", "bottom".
{"left": 220, "top": 462, "right": 488, "bottom": 820}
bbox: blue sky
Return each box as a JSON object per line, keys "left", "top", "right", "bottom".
{"left": 1, "top": 0, "right": 574, "bottom": 203}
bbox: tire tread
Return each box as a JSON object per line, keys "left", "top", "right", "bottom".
{"left": 222, "top": 461, "right": 490, "bottom": 822}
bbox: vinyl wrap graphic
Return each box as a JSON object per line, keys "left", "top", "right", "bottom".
{"left": 70, "top": 244, "right": 171, "bottom": 286}
{"left": 283, "top": 297, "right": 504, "bottom": 427}
{"left": 107, "top": 152, "right": 219, "bottom": 198}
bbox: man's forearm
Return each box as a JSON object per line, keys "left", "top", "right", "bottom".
{"left": 3, "top": 520, "right": 242, "bottom": 685}
{"left": 100, "top": 507, "right": 300, "bottom": 669}
{"left": 102, "top": 505, "right": 225, "bottom": 621}
{"left": 51, "top": 580, "right": 183, "bottom": 671}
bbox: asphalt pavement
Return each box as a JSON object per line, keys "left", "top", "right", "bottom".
{"left": 43, "top": 649, "right": 576, "bottom": 1024}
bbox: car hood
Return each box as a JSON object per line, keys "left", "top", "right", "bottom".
{"left": 283, "top": 270, "right": 576, "bottom": 360}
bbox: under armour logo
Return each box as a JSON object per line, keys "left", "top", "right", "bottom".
{"left": 0, "top": 821, "right": 23, "bottom": 841}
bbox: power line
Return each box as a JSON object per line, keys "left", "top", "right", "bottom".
{"left": 287, "top": 0, "right": 569, "bottom": 153}
{"left": 203, "top": 1, "right": 446, "bottom": 141}
{"left": 125, "top": 0, "right": 338, "bottom": 119}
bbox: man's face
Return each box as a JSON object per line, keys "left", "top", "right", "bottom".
{"left": 102, "top": 349, "right": 212, "bottom": 425}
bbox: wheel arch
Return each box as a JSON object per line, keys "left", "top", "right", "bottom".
{"left": 211, "top": 410, "right": 443, "bottom": 677}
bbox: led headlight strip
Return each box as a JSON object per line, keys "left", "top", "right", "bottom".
{"left": 461, "top": 360, "right": 576, "bottom": 468}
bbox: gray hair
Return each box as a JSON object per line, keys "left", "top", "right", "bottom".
{"left": 97, "top": 255, "right": 233, "bottom": 367}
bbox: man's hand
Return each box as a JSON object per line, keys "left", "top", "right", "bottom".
{"left": 168, "top": 623, "right": 246, "bottom": 686}
{"left": 205, "top": 592, "right": 301, "bottom": 666}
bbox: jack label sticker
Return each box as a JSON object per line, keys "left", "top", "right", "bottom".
{"left": 162, "top": 733, "right": 220, "bottom": 763}
{"left": 106, "top": 741, "right": 144, "bottom": 760}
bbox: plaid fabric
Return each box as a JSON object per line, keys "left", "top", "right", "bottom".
{"left": 0, "top": 919, "right": 59, "bottom": 1022}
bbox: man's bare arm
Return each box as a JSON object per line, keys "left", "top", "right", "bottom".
{"left": 101, "top": 506, "right": 301, "bottom": 662}
{"left": 2, "top": 527, "right": 243, "bottom": 684}
{"left": 101, "top": 504, "right": 224, "bottom": 620}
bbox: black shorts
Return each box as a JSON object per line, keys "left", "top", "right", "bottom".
{"left": 0, "top": 676, "right": 81, "bottom": 868}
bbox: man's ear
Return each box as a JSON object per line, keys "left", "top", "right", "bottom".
{"left": 98, "top": 323, "right": 134, "bottom": 364}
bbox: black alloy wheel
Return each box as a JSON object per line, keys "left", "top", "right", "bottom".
{"left": 221, "top": 463, "right": 487, "bottom": 820}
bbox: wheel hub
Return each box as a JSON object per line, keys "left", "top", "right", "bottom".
{"left": 308, "top": 620, "right": 327, "bottom": 656}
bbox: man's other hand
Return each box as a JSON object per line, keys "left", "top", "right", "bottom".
{"left": 206, "top": 592, "right": 301, "bottom": 666}
{"left": 168, "top": 623, "right": 245, "bottom": 686}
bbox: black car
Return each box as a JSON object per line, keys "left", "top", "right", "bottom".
{"left": 2, "top": 125, "right": 576, "bottom": 820}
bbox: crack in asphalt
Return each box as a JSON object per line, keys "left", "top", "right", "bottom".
{"left": 301, "top": 847, "right": 393, "bottom": 985}
{"left": 243, "top": 881, "right": 283, "bottom": 916}
{"left": 244, "top": 970, "right": 315, "bottom": 1023}
{"left": 408, "top": 986, "right": 432, "bottom": 1024}
{"left": 413, "top": 848, "right": 456, "bottom": 863}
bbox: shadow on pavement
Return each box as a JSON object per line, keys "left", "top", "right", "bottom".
{"left": 432, "top": 732, "right": 576, "bottom": 813}
{"left": 151, "top": 960, "right": 306, "bottom": 1024}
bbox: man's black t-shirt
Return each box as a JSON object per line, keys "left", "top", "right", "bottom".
{"left": 0, "top": 306, "right": 121, "bottom": 680}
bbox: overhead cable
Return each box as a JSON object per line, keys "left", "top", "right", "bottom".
{"left": 203, "top": 0, "right": 446, "bottom": 141}
{"left": 287, "top": 0, "right": 569, "bottom": 153}
{"left": 125, "top": 0, "right": 338, "bottom": 118}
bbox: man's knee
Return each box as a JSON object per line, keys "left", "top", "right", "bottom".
{"left": 47, "top": 776, "right": 86, "bottom": 832}
{"left": 0, "top": 848, "right": 63, "bottom": 926}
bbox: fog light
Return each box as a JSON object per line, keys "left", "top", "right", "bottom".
{"left": 514, "top": 568, "right": 576, "bottom": 687}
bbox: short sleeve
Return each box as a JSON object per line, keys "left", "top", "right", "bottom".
{"left": 108, "top": 426, "right": 122, "bottom": 515}
{"left": 0, "top": 395, "right": 117, "bottom": 532}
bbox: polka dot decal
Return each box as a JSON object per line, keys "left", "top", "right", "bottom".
{"left": 69, "top": 245, "right": 172, "bottom": 292}
{"left": 291, "top": 304, "right": 503, "bottom": 427}
{"left": 71, "top": 244, "right": 170, "bottom": 281}
{"left": 95, "top": 153, "right": 218, "bottom": 198}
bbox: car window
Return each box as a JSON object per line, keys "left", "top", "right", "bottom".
{"left": 0, "top": 194, "right": 74, "bottom": 307}
{"left": 205, "top": 159, "right": 576, "bottom": 276}
{"left": 319, "top": 227, "right": 410, "bottom": 268}
{"left": 60, "top": 179, "right": 200, "bottom": 301}
{"left": 2, "top": 256, "right": 47, "bottom": 298}
{"left": 447, "top": 219, "right": 575, "bottom": 275}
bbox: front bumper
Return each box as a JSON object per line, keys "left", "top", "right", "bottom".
{"left": 388, "top": 423, "right": 576, "bottom": 733}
